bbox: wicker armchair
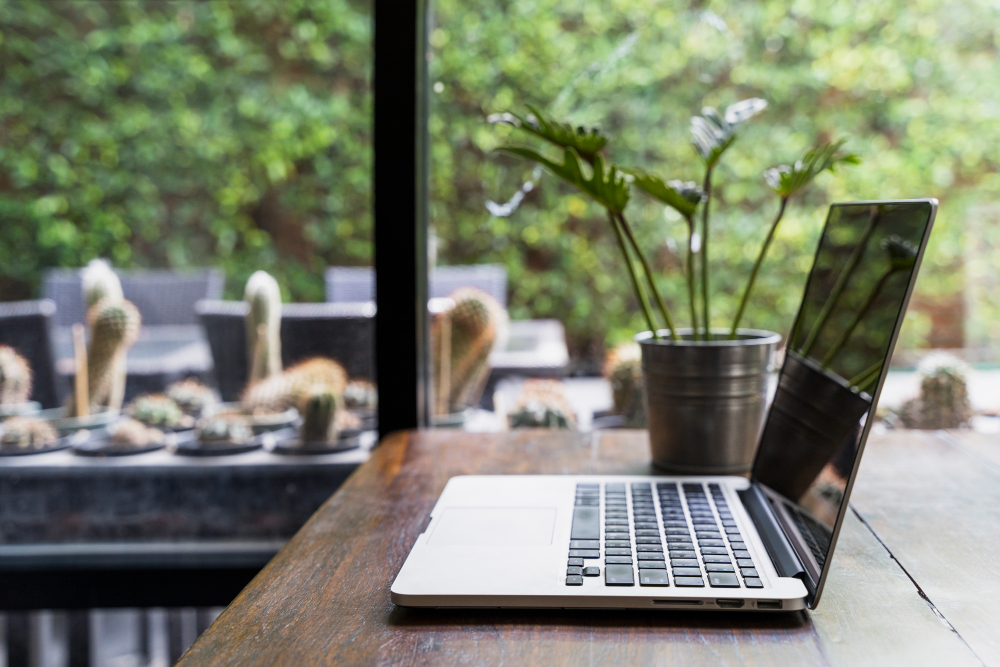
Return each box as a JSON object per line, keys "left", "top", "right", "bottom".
{"left": 196, "top": 300, "right": 376, "bottom": 401}
{"left": 0, "top": 300, "right": 63, "bottom": 408}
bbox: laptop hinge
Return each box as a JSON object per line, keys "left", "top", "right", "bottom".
{"left": 739, "top": 484, "right": 806, "bottom": 580}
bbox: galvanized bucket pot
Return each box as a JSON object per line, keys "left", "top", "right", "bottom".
{"left": 636, "top": 328, "right": 781, "bottom": 474}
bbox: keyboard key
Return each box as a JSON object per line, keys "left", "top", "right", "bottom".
{"left": 675, "top": 576, "right": 705, "bottom": 587}
{"left": 666, "top": 535, "right": 692, "bottom": 542}
{"left": 605, "top": 519, "right": 628, "bottom": 526}
{"left": 569, "top": 549, "right": 600, "bottom": 559}
{"left": 705, "top": 563, "right": 734, "bottom": 572}
{"left": 670, "top": 559, "right": 700, "bottom": 568}
{"left": 699, "top": 540, "right": 725, "bottom": 547}
{"left": 729, "top": 542, "right": 746, "bottom": 551}
{"left": 673, "top": 567, "right": 702, "bottom": 577}
{"left": 583, "top": 566, "right": 601, "bottom": 577}
{"left": 605, "top": 483, "right": 625, "bottom": 494}
{"left": 570, "top": 540, "right": 600, "bottom": 549}
{"left": 636, "top": 537, "right": 661, "bottom": 544}
{"left": 637, "top": 552, "right": 665, "bottom": 560}
{"left": 669, "top": 551, "right": 695, "bottom": 559}
{"left": 606, "top": 548, "right": 632, "bottom": 556}
{"left": 708, "top": 573, "right": 741, "bottom": 588}
{"left": 605, "top": 527, "right": 629, "bottom": 534}
{"left": 636, "top": 545, "right": 663, "bottom": 552}
{"left": 568, "top": 558, "right": 584, "bottom": 567}
{"left": 666, "top": 528, "right": 691, "bottom": 535}
{"left": 745, "top": 578, "right": 764, "bottom": 588}
{"left": 566, "top": 575, "right": 583, "bottom": 585}
{"left": 606, "top": 541, "right": 630, "bottom": 548}
{"left": 575, "top": 498, "right": 599, "bottom": 506}
{"left": 696, "top": 532, "right": 721, "bottom": 539}
{"left": 635, "top": 529, "right": 661, "bottom": 537}
{"left": 633, "top": 510, "right": 656, "bottom": 517}
{"left": 701, "top": 547, "right": 729, "bottom": 555}
{"left": 741, "top": 568, "right": 759, "bottom": 577}
{"left": 703, "top": 555, "right": 731, "bottom": 564}
{"left": 733, "top": 550, "right": 751, "bottom": 560}
{"left": 639, "top": 560, "right": 666, "bottom": 569}
{"left": 606, "top": 556, "right": 633, "bottom": 564}
{"left": 634, "top": 521, "right": 659, "bottom": 529}
{"left": 692, "top": 517, "right": 717, "bottom": 523}
{"left": 567, "top": 566, "right": 582, "bottom": 575}
{"left": 737, "top": 559, "right": 755, "bottom": 568}
{"left": 663, "top": 521, "right": 688, "bottom": 528}
{"left": 606, "top": 564, "right": 635, "bottom": 586}
{"left": 571, "top": 507, "right": 599, "bottom": 540}
{"left": 639, "top": 569, "right": 669, "bottom": 586}
{"left": 725, "top": 526, "right": 742, "bottom": 534}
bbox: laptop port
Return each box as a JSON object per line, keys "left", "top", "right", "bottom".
{"left": 757, "top": 600, "right": 782, "bottom": 610}
{"left": 716, "top": 599, "right": 744, "bottom": 609}
{"left": 652, "top": 599, "right": 703, "bottom": 606}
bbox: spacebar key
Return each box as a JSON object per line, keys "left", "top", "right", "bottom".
{"left": 571, "top": 507, "right": 599, "bottom": 540}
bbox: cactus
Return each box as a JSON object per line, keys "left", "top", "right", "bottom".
{"left": 899, "top": 353, "right": 972, "bottom": 429}
{"left": 343, "top": 379, "right": 378, "bottom": 410}
{"left": 431, "top": 288, "right": 504, "bottom": 414}
{"left": 244, "top": 270, "right": 282, "bottom": 384}
{"left": 241, "top": 357, "right": 347, "bottom": 415}
{"left": 196, "top": 413, "right": 255, "bottom": 444}
{"left": 0, "top": 417, "right": 58, "bottom": 450}
{"left": 126, "top": 394, "right": 188, "bottom": 428}
{"left": 81, "top": 259, "right": 123, "bottom": 309}
{"left": 166, "top": 379, "right": 218, "bottom": 416}
{"left": 604, "top": 343, "right": 646, "bottom": 427}
{"left": 0, "top": 345, "right": 33, "bottom": 405}
{"left": 67, "top": 298, "right": 142, "bottom": 416}
{"left": 507, "top": 380, "right": 576, "bottom": 430}
{"left": 299, "top": 387, "right": 339, "bottom": 443}
{"left": 111, "top": 418, "right": 166, "bottom": 448}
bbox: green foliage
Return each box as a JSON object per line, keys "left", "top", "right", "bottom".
{"left": 690, "top": 98, "right": 768, "bottom": 168}
{"left": 764, "top": 139, "right": 860, "bottom": 200}
{"left": 490, "top": 106, "right": 607, "bottom": 161}
{"left": 498, "top": 147, "right": 630, "bottom": 214}
{"left": 0, "top": 0, "right": 372, "bottom": 301}
{"left": 626, "top": 172, "right": 701, "bottom": 221}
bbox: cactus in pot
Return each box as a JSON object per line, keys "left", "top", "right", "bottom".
{"left": 508, "top": 379, "right": 577, "bottom": 429}
{"left": 244, "top": 271, "right": 282, "bottom": 384}
{"left": 196, "top": 413, "right": 255, "bottom": 445}
{"left": 166, "top": 379, "right": 218, "bottom": 416}
{"left": 0, "top": 345, "right": 33, "bottom": 407}
{"left": 0, "top": 417, "right": 59, "bottom": 450}
{"left": 431, "top": 288, "right": 504, "bottom": 414}
{"left": 299, "top": 387, "right": 340, "bottom": 443}
{"left": 110, "top": 418, "right": 166, "bottom": 448}
{"left": 81, "top": 259, "right": 123, "bottom": 309}
{"left": 604, "top": 343, "right": 645, "bottom": 427}
{"left": 126, "top": 394, "right": 189, "bottom": 429}
{"left": 241, "top": 357, "right": 347, "bottom": 415}
{"left": 67, "top": 298, "right": 142, "bottom": 416}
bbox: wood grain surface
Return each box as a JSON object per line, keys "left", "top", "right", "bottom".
{"left": 851, "top": 428, "right": 1000, "bottom": 664}
{"left": 177, "top": 429, "right": 982, "bottom": 666}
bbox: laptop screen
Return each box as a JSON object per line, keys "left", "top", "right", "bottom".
{"left": 752, "top": 200, "right": 935, "bottom": 578}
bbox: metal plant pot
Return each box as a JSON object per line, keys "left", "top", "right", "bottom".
{"left": 636, "top": 328, "right": 781, "bottom": 474}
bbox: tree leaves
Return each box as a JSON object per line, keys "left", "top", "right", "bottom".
{"left": 489, "top": 105, "right": 607, "bottom": 162}
{"left": 690, "top": 98, "right": 768, "bottom": 167}
{"left": 498, "top": 146, "right": 629, "bottom": 213}
{"left": 764, "top": 139, "right": 861, "bottom": 200}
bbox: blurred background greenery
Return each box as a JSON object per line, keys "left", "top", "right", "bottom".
{"left": 2, "top": 0, "right": 998, "bottom": 370}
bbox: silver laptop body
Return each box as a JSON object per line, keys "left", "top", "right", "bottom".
{"left": 392, "top": 200, "right": 937, "bottom": 611}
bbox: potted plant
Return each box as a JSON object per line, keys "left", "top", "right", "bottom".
{"left": 491, "top": 102, "right": 857, "bottom": 472}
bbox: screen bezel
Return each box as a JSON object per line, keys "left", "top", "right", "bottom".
{"left": 750, "top": 198, "right": 938, "bottom": 608}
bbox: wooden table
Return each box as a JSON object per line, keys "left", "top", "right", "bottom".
{"left": 177, "top": 429, "right": 1000, "bottom": 666}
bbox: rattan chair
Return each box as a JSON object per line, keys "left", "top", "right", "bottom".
{"left": 325, "top": 265, "right": 507, "bottom": 308}
{"left": 196, "top": 300, "right": 376, "bottom": 401}
{"left": 0, "top": 299, "right": 63, "bottom": 408}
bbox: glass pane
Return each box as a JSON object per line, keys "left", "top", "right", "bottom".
{"left": 428, "top": 0, "right": 999, "bottom": 433}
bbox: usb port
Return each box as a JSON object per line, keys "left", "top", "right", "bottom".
{"left": 757, "top": 600, "right": 782, "bottom": 610}
{"left": 716, "top": 599, "right": 744, "bottom": 609}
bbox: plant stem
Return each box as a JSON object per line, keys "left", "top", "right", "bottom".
{"left": 800, "top": 206, "right": 880, "bottom": 356}
{"left": 700, "top": 167, "right": 713, "bottom": 338}
{"left": 608, "top": 209, "right": 659, "bottom": 339}
{"left": 820, "top": 268, "right": 896, "bottom": 369}
{"left": 686, "top": 215, "right": 700, "bottom": 341}
{"left": 616, "top": 212, "right": 679, "bottom": 341}
{"left": 730, "top": 197, "right": 788, "bottom": 339}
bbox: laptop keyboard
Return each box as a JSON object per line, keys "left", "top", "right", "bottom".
{"left": 566, "top": 482, "right": 764, "bottom": 588}
{"left": 787, "top": 505, "right": 831, "bottom": 569}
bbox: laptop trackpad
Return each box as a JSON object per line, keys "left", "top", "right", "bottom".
{"left": 428, "top": 507, "right": 557, "bottom": 547}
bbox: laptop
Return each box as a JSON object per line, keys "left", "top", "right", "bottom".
{"left": 391, "top": 199, "right": 937, "bottom": 611}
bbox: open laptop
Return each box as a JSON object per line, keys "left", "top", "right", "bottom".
{"left": 391, "top": 199, "right": 937, "bottom": 611}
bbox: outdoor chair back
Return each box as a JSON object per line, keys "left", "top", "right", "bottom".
{"left": 325, "top": 265, "right": 507, "bottom": 308}
{"left": 0, "top": 300, "right": 63, "bottom": 408}
{"left": 44, "top": 268, "right": 224, "bottom": 326}
{"left": 196, "top": 300, "right": 376, "bottom": 401}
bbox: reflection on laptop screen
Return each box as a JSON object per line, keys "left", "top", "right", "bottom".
{"left": 753, "top": 201, "right": 935, "bottom": 569}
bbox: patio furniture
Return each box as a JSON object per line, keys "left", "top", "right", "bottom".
{"left": 196, "top": 300, "right": 376, "bottom": 401}
{"left": 325, "top": 264, "right": 508, "bottom": 307}
{"left": 0, "top": 299, "right": 63, "bottom": 408}
{"left": 175, "top": 428, "right": 994, "bottom": 665}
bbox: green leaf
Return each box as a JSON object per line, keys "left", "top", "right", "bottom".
{"left": 764, "top": 138, "right": 861, "bottom": 199}
{"left": 498, "top": 146, "right": 629, "bottom": 213}
{"left": 690, "top": 98, "right": 768, "bottom": 167}
{"left": 624, "top": 169, "right": 702, "bottom": 219}
{"left": 489, "top": 105, "right": 608, "bottom": 162}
